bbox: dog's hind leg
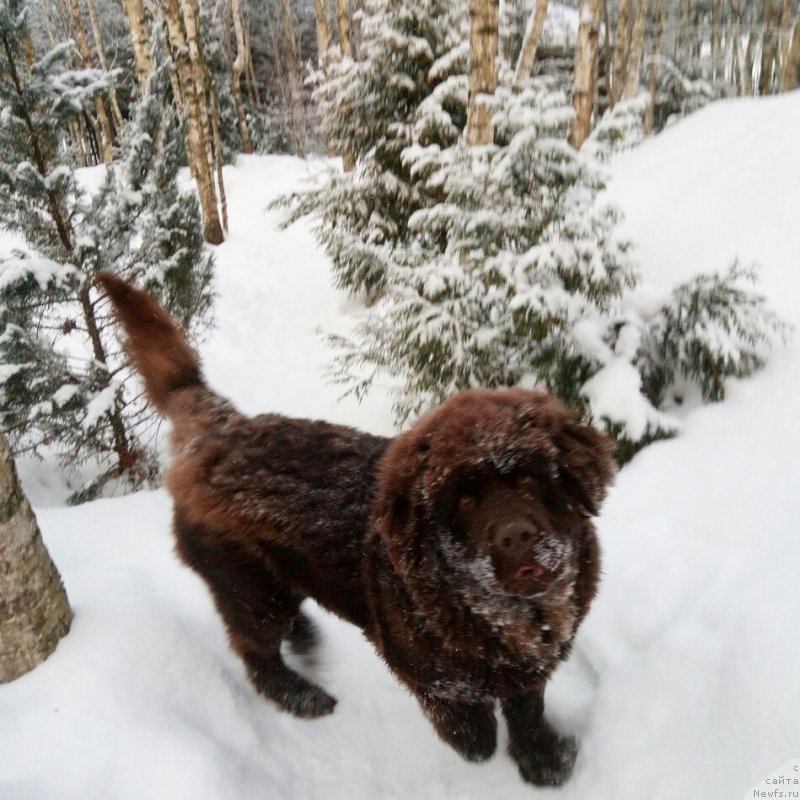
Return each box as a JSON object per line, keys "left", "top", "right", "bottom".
{"left": 174, "top": 514, "right": 336, "bottom": 719}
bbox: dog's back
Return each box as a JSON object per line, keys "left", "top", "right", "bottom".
{"left": 98, "top": 274, "right": 389, "bottom": 715}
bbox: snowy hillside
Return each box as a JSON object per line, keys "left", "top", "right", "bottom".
{"left": 2, "top": 92, "right": 799, "bottom": 800}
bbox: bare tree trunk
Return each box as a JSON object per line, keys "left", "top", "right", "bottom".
{"left": 783, "top": 16, "right": 800, "bottom": 89}
{"left": 570, "top": 0, "right": 602, "bottom": 149}
{"left": 243, "top": 14, "right": 261, "bottom": 105}
{"left": 350, "top": 0, "right": 364, "bottom": 57}
{"left": 610, "top": 0, "right": 633, "bottom": 104}
{"left": 68, "top": 118, "right": 89, "bottom": 166}
{"left": 230, "top": 0, "right": 254, "bottom": 153}
{"left": 164, "top": 0, "right": 225, "bottom": 243}
{"left": 778, "top": 0, "right": 798, "bottom": 84}
{"left": 208, "top": 82, "right": 230, "bottom": 232}
{"left": 466, "top": 0, "right": 499, "bottom": 146}
{"left": 760, "top": 0, "right": 778, "bottom": 93}
{"left": 729, "top": 0, "right": 744, "bottom": 93}
{"left": 643, "top": 0, "right": 661, "bottom": 133}
{"left": 314, "top": 0, "right": 333, "bottom": 66}
{"left": 513, "top": 0, "right": 549, "bottom": 85}
{"left": 68, "top": 0, "right": 114, "bottom": 162}
{"left": 279, "top": 0, "right": 308, "bottom": 157}
{"left": 600, "top": 0, "right": 612, "bottom": 101}
{"left": 501, "top": 0, "right": 516, "bottom": 64}
{"left": 743, "top": 28, "right": 757, "bottom": 94}
{"left": 85, "top": 0, "right": 124, "bottom": 131}
{"left": 121, "top": 0, "right": 153, "bottom": 93}
{"left": 0, "top": 434, "right": 72, "bottom": 684}
{"left": 335, "top": 0, "right": 352, "bottom": 58}
{"left": 711, "top": 0, "right": 722, "bottom": 79}
{"left": 622, "top": 0, "right": 648, "bottom": 98}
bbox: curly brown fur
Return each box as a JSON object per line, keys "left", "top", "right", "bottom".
{"left": 96, "top": 273, "right": 616, "bottom": 787}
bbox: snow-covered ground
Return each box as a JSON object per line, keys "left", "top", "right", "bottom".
{"left": 2, "top": 92, "right": 799, "bottom": 800}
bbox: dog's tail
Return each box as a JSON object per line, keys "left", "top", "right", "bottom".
{"left": 95, "top": 272, "right": 205, "bottom": 417}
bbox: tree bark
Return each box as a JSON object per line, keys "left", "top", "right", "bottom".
{"left": 278, "top": 0, "right": 308, "bottom": 157}
{"left": 335, "top": 0, "right": 352, "bottom": 59}
{"left": 0, "top": 433, "right": 72, "bottom": 684}
{"left": 121, "top": 0, "right": 154, "bottom": 94}
{"left": 85, "top": 0, "right": 124, "bottom": 131}
{"left": 513, "top": 0, "right": 549, "bottom": 85}
{"left": 643, "top": 0, "right": 661, "bottom": 133}
{"left": 783, "top": 16, "right": 800, "bottom": 89}
{"left": 759, "top": 0, "right": 778, "bottom": 93}
{"left": 778, "top": 0, "right": 799, "bottom": 88}
{"left": 163, "top": 0, "right": 225, "bottom": 244}
{"left": 729, "top": 0, "right": 745, "bottom": 93}
{"left": 743, "top": 28, "right": 757, "bottom": 94}
{"left": 569, "top": 0, "right": 602, "bottom": 149}
{"left": 314, "top": 0, "right": 333, "bottom": 67}
{"left": 622, "top": 0, "right": 648, "bottom": 98}
{"left": 610, "top": 0, "right": 633, "bottom": 104}
{"left": 711, "top": 0, "right": 722, "bottom": 80}
{"left": 466, "top": 0, "right": 499, "bottom": 146}
{"left": 68, "top": 0, "right": 114, "bottom": 163}
{"left": 208, "top": 80, "right": 230, "bottom": 233}
{"left": 230, "top": 0, "right": 254, "bottom": 153}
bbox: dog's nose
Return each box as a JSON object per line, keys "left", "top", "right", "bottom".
{"left": 494, "top": 518, "right": 536, "bottom": 558}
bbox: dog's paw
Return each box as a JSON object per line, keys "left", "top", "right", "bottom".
{"left": 420, "top": 694, "right": 497, "bottom": 763}
{"left": 454, "top": 730, "right": 498, "bottom": 763}
{"left": 278, "top": 683, "right": 338, "bottom": 719}
{"left": 284, "top": 612, "right": 320, "bottom": 658}
{"left": 514, "top": 733, "right": 578, "bottom": 787}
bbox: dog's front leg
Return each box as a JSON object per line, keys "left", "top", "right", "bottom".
{"left": 501, "top": 689, "right": 577, "bottom": 786}
{"left": 416, "top": 691, "right": 497, "bottom": 762}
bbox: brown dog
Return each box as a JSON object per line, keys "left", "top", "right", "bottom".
{"left": 97, "top": 273, "right": 616, "bottom": 786}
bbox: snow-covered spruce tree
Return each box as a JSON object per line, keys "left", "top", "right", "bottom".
{"left": 329, "top": 79, "right": 788, "bottom": 462}
{"left": 0, "top": 14, "right": 213, "bottom": 503}
{"left": 275, "top": 0, "right": 470, "bottom": 297}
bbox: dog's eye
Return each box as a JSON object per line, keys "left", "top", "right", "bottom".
{"left": 516, "top": 475, "right": 537, "bottom": 493}
{"left": 457, "top": 496, "right": 476, "bottom": 513}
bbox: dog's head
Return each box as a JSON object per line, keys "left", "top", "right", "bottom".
{"left": 374, "top": 389, "right": 616, "bottom": 600}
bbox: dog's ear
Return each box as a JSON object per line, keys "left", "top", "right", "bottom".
{"left": 552, "top": 420, "right": 616, "bottom": 517}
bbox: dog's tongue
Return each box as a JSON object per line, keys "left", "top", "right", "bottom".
{"left": 515, "top": 563, "right": 545, "bottom": 581}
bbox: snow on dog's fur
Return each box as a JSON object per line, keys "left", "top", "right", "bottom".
{"left": 96, "top": 272, "right": 616, "bottom": 787}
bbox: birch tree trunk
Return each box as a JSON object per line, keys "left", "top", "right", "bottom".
{"left": 743, "top": 29, "right": 757, "bottom": 94}
{"left": 569, "top": 0, "right": 602, "bottom": 149}
{"left": 0, "top": 434, "right": 72, "bottom": 684}
{"left": 279, "top": 0, "right": 308, "bottom": 158}
{"left": 783, "top": 17, "right": 800, "bottom": 89}
{"left": 759, "top": 0, "right": 778, "bottom": 93}
{"left": 622, "top": 0, "right": 648, "bottom": 98}
{"left": 243, "top": 19, "right": 261, "bottom": 105}
{"left": 610, "top": 0, "right": 632, "bottom": 104}
{"left": 466, "top": 0, "right": 499, "bottom": 146}
{"left": 643, "top": 0, "right": 661, "bottom": 133}
{"left": 121, "top": 0, "right": 153, "bottom": 93}
{"left": 778, "top": 0, "right": 798, "bottom": 87}
{"left": 85, "top": 0, "right": 123, "bottom": 131}
{"left": 336, "top": 0, "right": 352, "bottom": 58}
{"left": 314, "top": 0, "right": 333, "bottom": 67}
{"left": 230, "top": 0, "right": 254, "bottom": 153}
{"left": 164, "top": 0, "right": 225, "bottom": 244}
{"left": 729, "top": 0, "right": 745, "bottom": 93}
{"left": 208, "top": 80, "right": 230, "bottom": 233}
{"left": 513, "top": 0, "right": 549, "bottom": 85}
{"left": 68, "top": 0, "right": 114, "bottom": 162}
{"left": 711, "top": 0, "right": 722, "bottom": 80}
